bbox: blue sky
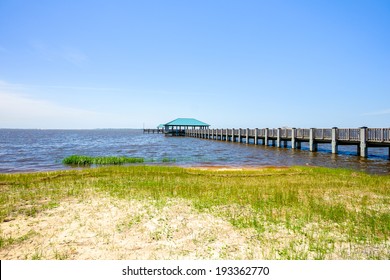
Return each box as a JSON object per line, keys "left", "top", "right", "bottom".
{"left": 0, "top": 0, "right": 389, "bottom": 129}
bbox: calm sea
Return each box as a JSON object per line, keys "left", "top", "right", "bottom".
{"left": 0, "top": 129, "right": 389, "bottom": 174}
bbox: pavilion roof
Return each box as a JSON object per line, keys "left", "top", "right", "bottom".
{"left": 164, "top": 118, "right": 210, "bottom": 127}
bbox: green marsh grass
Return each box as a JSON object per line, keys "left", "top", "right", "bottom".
{"left": 0, "top": 165, "right": 389, "bottom": 259}
{"left": 62, "top": 155, "right": 145, "bottom": 165}
{"left": 62, "top": 155, "right": 178, "bottom": 166}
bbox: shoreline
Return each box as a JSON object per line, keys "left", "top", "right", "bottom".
{"left": 185, "top": 165, "right": 291, "bottom": 171}
{"left": 0, "top": 162, "right": 384, "bottom": 176}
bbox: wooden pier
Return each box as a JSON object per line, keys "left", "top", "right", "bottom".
{"left": 143, "top": 128, "right": 164, "bottom": 134}
{"left": 185, "top": 127, "right": 390, "bottom": 159}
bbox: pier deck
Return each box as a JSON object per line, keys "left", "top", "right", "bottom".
{"left": 143, "top": 128, "right": 164, "bottom": 134}
{"left": 185, "top": 127, "right": 390, "bottom": 159}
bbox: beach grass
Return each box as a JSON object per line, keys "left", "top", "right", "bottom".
{"left": 0, "top": 165, "right": 389, "bottom": 259}
{"left": 62, "top": 155, "right": 177, "bottom": 165}
{"left": 62, "top": 155, "right": 145, "bottom": 165}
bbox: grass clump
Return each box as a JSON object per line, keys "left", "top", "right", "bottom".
{"left": 62, "top": 155, "right": 144, "bottom": 165}
{"left": 162, "top": 157, "right": 176, "bottom": 163}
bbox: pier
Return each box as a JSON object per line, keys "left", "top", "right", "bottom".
{"left": 143, "top": 128, "right": 164, "bottom": 134}
{"left": 185, "top": 127, "right": 390, "bottom": 159}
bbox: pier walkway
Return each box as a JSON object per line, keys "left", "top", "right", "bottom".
{"left": 143, "top": 128, "right": 164, "bottom": 134}
{"left": 185, "top": 127, "right": 390, "bottom": 159}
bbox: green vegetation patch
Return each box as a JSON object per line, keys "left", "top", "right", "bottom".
{"left": 62, "top": 155, "right": 145, "bottom": 165}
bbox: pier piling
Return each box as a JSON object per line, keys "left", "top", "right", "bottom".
{"left": 360, "top": 127, "right": 368, "bottom": 158}
{"left": 332, "top": 127, "right": 338, "bottom": 154}
{"left": 291, "top": 128, "right": 296, "bottom": 149}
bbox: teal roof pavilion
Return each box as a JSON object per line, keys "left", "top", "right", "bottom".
{"left": 164, "top": 118, "right": 210, "bottom": 128}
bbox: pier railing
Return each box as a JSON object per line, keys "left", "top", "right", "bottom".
{"left": 368, "top": 128, "right": 390, "bottom": 142}
{"left": 185, "top": 127, "right": 390, "bottom": 159}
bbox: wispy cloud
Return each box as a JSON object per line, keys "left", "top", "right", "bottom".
{"left": 30, "top": 41, "right": 88, "bottom": 66}
{"left": 0, "top": 87, "right": 124, "bottom": 129}
{"left": 363, "top": 109, "right": 390, "bottom": 116}
{"left": 0, "top": 80, "right": 123, "bottom": 92}
{"left": 0, "top": 92, "right": 92, "bottom": 128}
{"left": 60, "top": 46, "right": 88, "bottom": 66}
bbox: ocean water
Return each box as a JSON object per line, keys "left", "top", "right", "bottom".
{"left": 0, "top": 129, "right": 389, "bottom": 174}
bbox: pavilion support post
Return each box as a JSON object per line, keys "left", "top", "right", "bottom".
{"left": 238, "top": 129, "right": 241, "bottom": 143}
{"left": 246, "top": 128, "right": 249, "bottom": 144}
{"left": 226, "top": 129, "right": 228, "bottom": 142}
{"left": 360, "top": 127, "right": 368, "bottom": 158}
